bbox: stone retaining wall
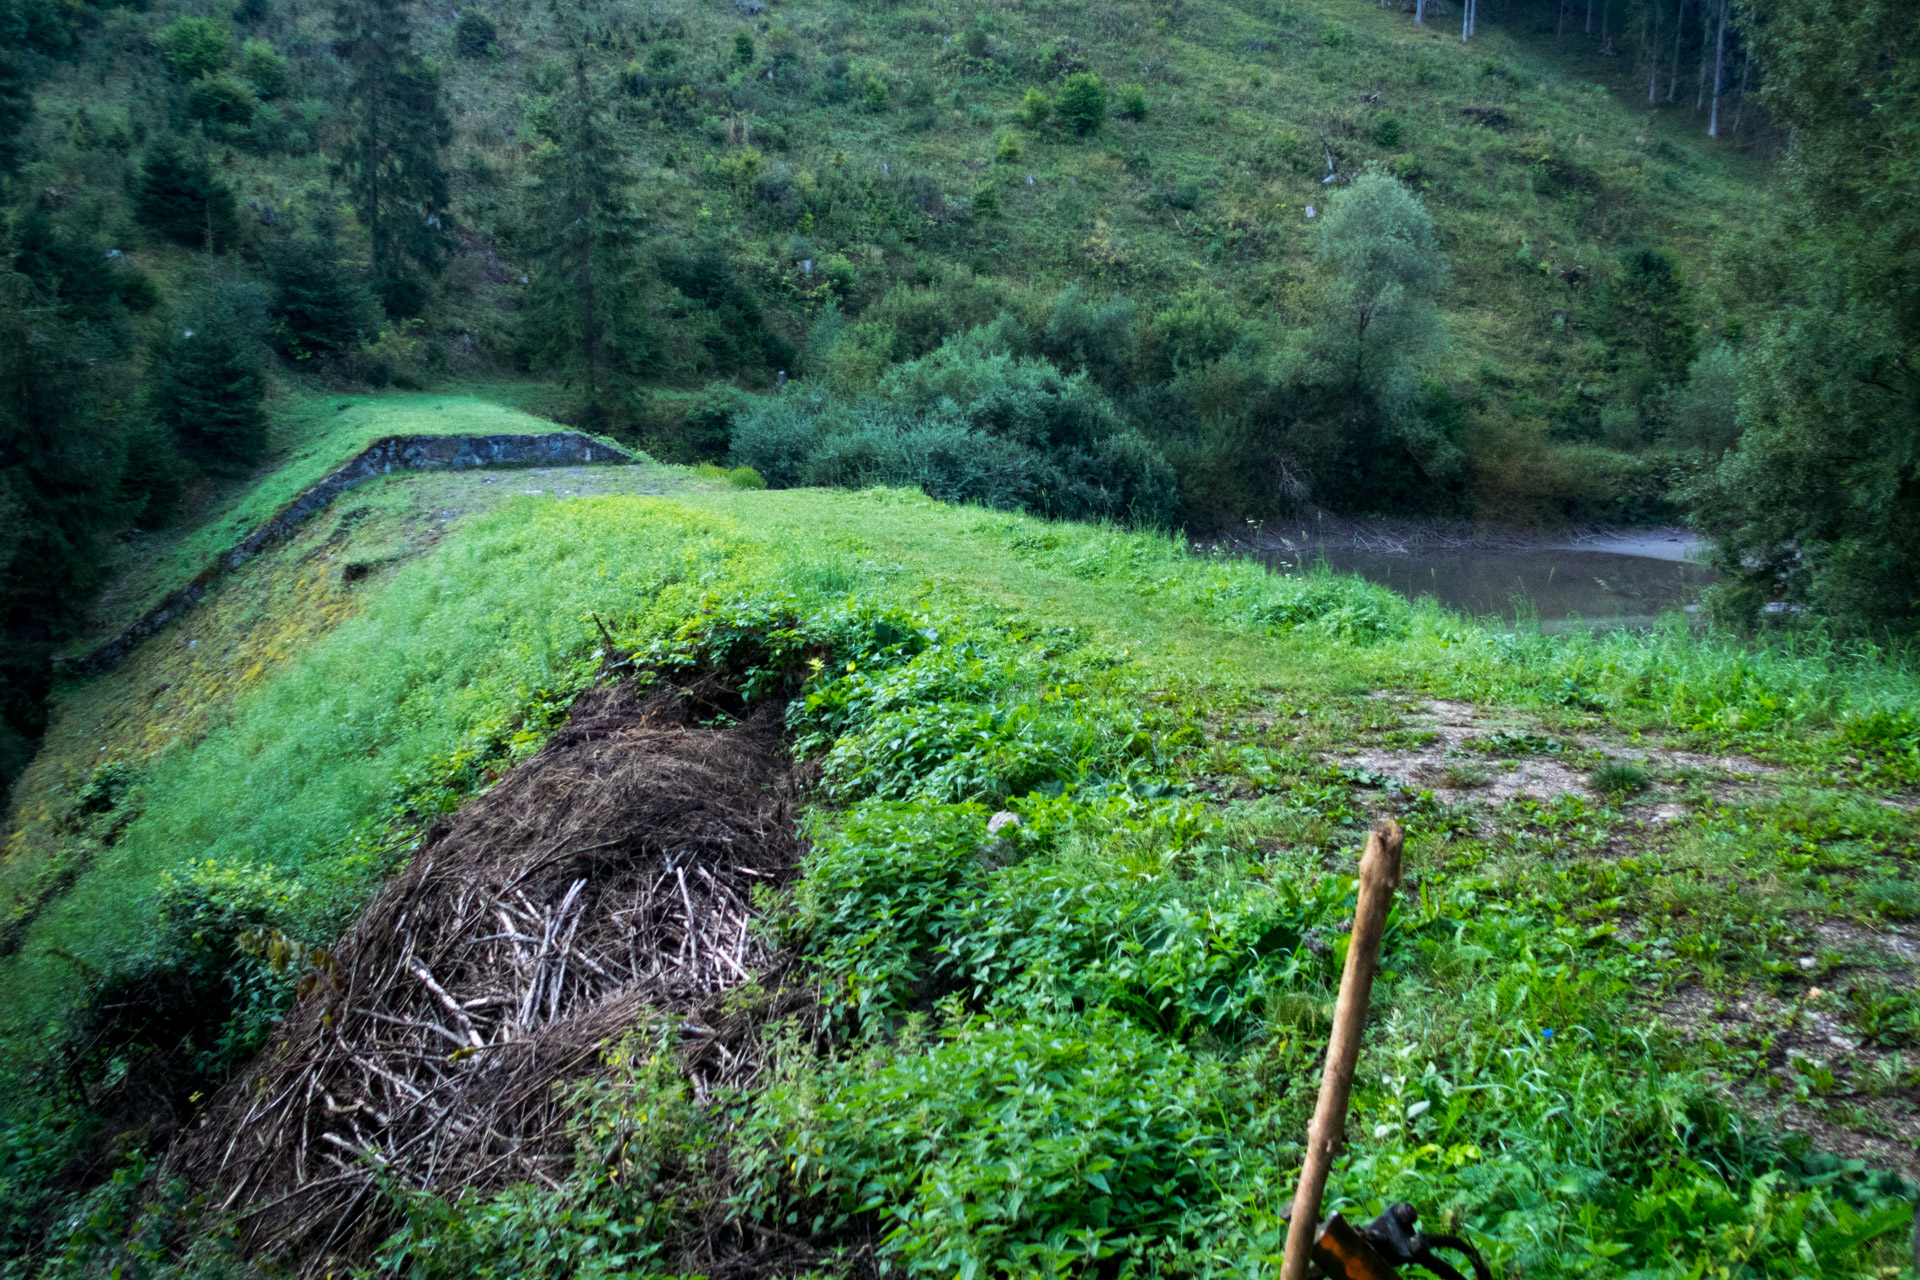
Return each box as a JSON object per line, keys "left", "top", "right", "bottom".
{"left": 66, "top": 432, "right": 631, "bottom": 677}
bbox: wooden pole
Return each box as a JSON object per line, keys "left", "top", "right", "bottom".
{"left": 1279, "top": 818, "right": 1405, "bottom": 1280}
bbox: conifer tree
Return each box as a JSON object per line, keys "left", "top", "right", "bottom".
{"left": 0, "top": 52, "right": 32, "bottom": 176}
{"left": 148, "top": 295, "right": 268, "bottom": 468}
{"left": 520, "top": 0, "right": 648, "bottom": 428}
{"left": 334, "top": 0, "right": 453, "bottom": 315}
{"left": 136, "top": 136, "right": 240, "bottom": 252}
{"left": 0, "top": 282, "right": 129, "bottom": 778}
{"left": 266, "top": 224, "right": 376, "bottom": 358}
{"left": 13, "top": 202, "right": 159, "bottom": 325}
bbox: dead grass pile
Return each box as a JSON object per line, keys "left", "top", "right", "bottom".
{"left": 169, "top": 679, "right": 805, "bottom": 1262}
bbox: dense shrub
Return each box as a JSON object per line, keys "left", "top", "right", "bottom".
{"left": 732, "top": 330, "right": 1177, "bottom": 524}
{"left": 153, "top": 17, "right": 231, "bottom": 81}
{"left": 1056, "top": 72, "right": 1107, "bottom": 135}
{"left": 748, "top": 1011, "right": 1231, "bottom": 1271}
{"left": 239, "top": 38, "right": 290, "bottom": 97}
{"left": 453, "top": 11, "right": 497, "bottom": 59}
{"left": 187, "top": 74, "right": 258, "bottom": 126}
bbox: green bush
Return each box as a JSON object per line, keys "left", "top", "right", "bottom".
{"left": 238, "top": 38, "right": 290, "bottom": 97}
{"left": 1118, "top": 82, "right": 1148, "bottom": 120}
{"left": 1021, "top": 86, "right": 1050, "bottom": 127}
{"left": 1056, "top": 72, "right": 1107, "bottom": 135}
{"left": 153, "top": 16, "right": 231, "bottom": 81}
{"left": 748, "top": 1011, "right": 1231, "bottom": 1273}
{"left": 731, "top": 328, "right": 1179, "bottom": 524}
{"left": 679, "top": 382, "right": 749, "bottom": 460}
{"left": 692, "top": 462, "right": 768, "bottom": 489}
{"left": 454, "top": 11, "right": 497, "bottom": 59}
{"left": 187, "top": 74, "right": 257, "bottom": 126}
{"left": 1665, "top": 343, "right": 1742, "bottom": 455}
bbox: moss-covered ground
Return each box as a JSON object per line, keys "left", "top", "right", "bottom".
{"left": 4, "top": 428, "right": 1919, "bottom": 1276}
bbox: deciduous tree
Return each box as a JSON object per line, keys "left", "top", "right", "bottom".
{"left": 1692, "top": 0, "right": 1920, "bottom": 630}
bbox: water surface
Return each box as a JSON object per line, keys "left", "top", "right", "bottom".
{"left": 1255, "top": 531, "right": 1716, "bottom": 631}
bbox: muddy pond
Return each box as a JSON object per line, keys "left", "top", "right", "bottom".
{"left": 1251, "top": 527, "right": 1717, "bottom": 632}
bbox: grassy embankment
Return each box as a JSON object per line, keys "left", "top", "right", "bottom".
{"left": 76, "top": 390, "right": 637, "bottom": 655}
{"left": 4, "top": 392, "right": 726, "bottom": 967}
{"left": 4, "top": 425, "right": 1920, "bottom": 1274}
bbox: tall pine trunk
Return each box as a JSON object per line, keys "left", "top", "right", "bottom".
{"left": 1647, "top": 0, "right": 1662, "bottom": 100}
{"left": 1708, "top": 0, "right": 1727, "bottom": 135}
{"left": 1668, "top": 0, "right": 1685, "bottom": 101}
{"left": 363, "top": 50, "right": 382, "bottom": 286}
{"left": 1732, "top": 52, "right": 1753, "bottom": 133}
{"left": 1696, "top": 0, "right": 1712, "bottom": 107}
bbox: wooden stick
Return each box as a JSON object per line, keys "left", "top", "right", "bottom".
{"left": 1280, "top": 818, "right": 1404, "bottom": 1280}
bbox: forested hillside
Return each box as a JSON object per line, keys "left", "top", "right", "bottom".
{"left": 1, "top": 0, "right": 1822, "bottom": 779}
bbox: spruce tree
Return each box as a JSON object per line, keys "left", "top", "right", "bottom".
{"left": 13, "top": 202, "right": 159, "bottom": 325}
{"left": 520, "top": 0, "right": 648, "bottom": 428}
{"left": 148, "top": 296, "right": 268, "bottom": 468}
{"left": 334, "top": 0, "right": 453, "bottom": 315}
{"left": 266, "top": 226, "right": 375, "bottom": 358}
{"left": 0, "top": 282, "right": 130, "bottom": 779}
{"left": 136, "top": 136, "right": 240, "bottom": 252}
{"left": 0, "top": 51, "right": 32, "bottom": 176}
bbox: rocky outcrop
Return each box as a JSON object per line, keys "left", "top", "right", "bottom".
{"left": 66, "top": 433, "right": 632, "bottom": 678}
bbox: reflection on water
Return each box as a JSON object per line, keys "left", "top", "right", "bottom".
{"left": 1255, "top": 539, "right": 1717, "bottom": 631}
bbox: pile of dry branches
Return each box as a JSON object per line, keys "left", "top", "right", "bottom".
{"left": 170, "top": 680, "right": 806, "bottom": 1263}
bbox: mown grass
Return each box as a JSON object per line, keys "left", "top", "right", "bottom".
{"left": 6, "top": 481, "right": 1919, "bottom": 1277}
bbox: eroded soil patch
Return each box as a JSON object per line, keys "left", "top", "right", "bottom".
{"left": 1659, "top": 981, "right": 1920, "bottom": 1178}
{"left": 1333, "top": 696, "right": 1778, "bottom": 809}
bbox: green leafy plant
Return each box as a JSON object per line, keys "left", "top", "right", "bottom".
{"left": 153, "top": 17, "right": 231, "bottom": 81}
{"left": 1021, "top": 86, "right": 1050, "bottom": 127}
{"left": 1589, "top": 758, "right": 1649, "bottom": 795}
{"left": 1056, "top": 72, "right": 1107, "bottom": 135}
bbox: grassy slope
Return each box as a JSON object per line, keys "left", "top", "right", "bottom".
{"left": 75, "top": 391, "right": 632, "bottom": 654}
{"left": 2, "top": 429, "right": 1917, "bottom": 1271}
{"left": 3, "top": 451, "right": 717, "bottom": 976}
{"left": 22, "top": 0, "right": 1768, "bottom": 511}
